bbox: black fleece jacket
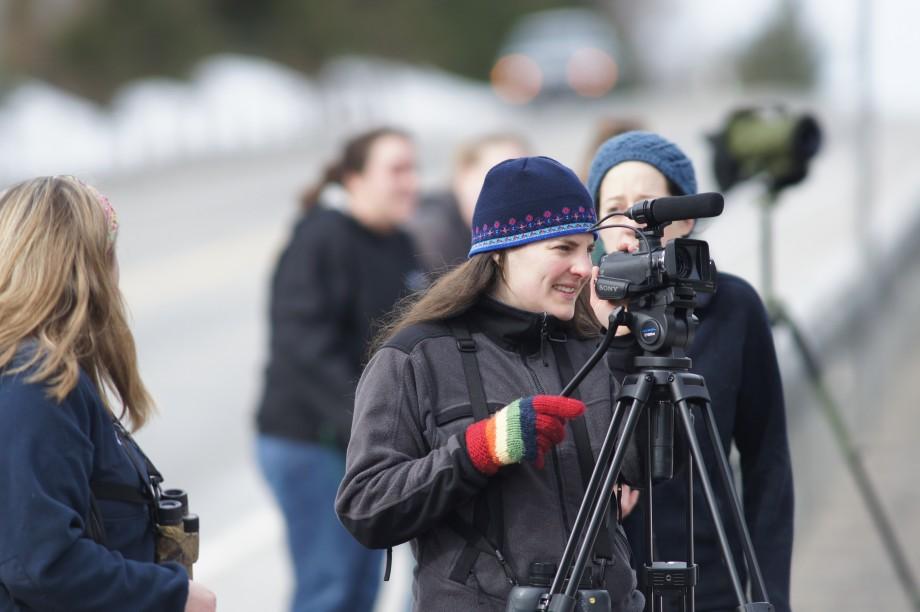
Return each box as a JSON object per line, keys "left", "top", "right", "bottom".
{"left": 256, "top": 207, "right": 424, "bottom": 449}
{"left": 620, "top": 272, "right": 794, "bottom": 612}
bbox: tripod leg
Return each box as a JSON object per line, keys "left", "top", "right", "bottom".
{"left": 685, "top": 429, "right": 695, "bottom": 612}
{"left": 548, "top": 396, "right": 629, "bottom": 599}
{"left": 775, "top": 307, "right": 920, "bottom": 611}
{"left": 641, "top": 405, "right": 695, "bottom": 612}
{"left": 561, "top": 395, "right": 647, "bottom": 602}
{"left": 643, "top": 407, "right": 656, "bottom": 612}
{"left": 672, "top": 398, "right": 748, "bottom": 608}
{"left": 698, "top": 401, "right": 769, "bottom": 603}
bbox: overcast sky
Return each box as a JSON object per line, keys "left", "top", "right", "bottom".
{"left": 632, "top": 0, "right": 917, "bottom": 113}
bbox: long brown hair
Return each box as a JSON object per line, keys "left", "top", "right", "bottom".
{"left": 301, "top": 126, "right": 411, "bottom": 211}
{"left": 374, "top": 252, "right": 602, "bottom": 353}
{"left": 0, "top": 176, "right": 154, "bottom": 430}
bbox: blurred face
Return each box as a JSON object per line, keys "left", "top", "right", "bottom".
{"left": 597, "top": 161, "right": 694, "bottom": 253}
{"left": 346, "top": 134, "right": 419, "bottom": 229}
{"left": 455, "top": 140, "right": 528, "bottom": 224}
{"left": 491, "top": 233, "right": 595, "bottom": 320}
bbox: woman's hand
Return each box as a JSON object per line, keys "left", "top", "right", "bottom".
{"left": 589, "top": 266, "right": 614, "bottom": 326}
{"left": 465, "top": 395, "right": 585, "bottom": 475}
{"left": 589, "top": 266, "right": 629, "bottom": 333}
{"left": 618, "top": 483, "right": 640, "bottom": 519}
{"left": 185, "top": 581, "right": 217, "bottom": 612}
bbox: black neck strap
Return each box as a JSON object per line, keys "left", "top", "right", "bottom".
{"left": 550, "top": 339, "right": 615, "bottom": 563}
{"left": 447, "top": 320, "right": 511, "bottom": 585}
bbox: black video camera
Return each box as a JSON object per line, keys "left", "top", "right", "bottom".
{"left": 595, "top": 193, "right": 723, "bottom": 302}
{"left": 593, "top": 193, "right": 724, "bottom": 354}
{"left": 595, "top": 237, "right": 714, "bottom": 301}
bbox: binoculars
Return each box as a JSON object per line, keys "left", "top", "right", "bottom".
{"left": 155, "top": 489, "right": 200, "bottom": 578}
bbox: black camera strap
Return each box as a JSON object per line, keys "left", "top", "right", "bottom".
{"left": 549, "top": 338, "right": 615, "bottom": 581}
{"left": 86, "top": 418, "right": 164, "bottom": 546}
{"left": 447, "top": 320, "right": 514, "bottom": 586}
{"left": 547, "top": 339, "right": 596, "bottom": 491}
{"left": 86, "top": 493, "right": 109, "bottom": 546}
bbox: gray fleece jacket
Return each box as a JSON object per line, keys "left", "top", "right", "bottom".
{"left": 335, "top": 298, "right": 644, "bottom": 612}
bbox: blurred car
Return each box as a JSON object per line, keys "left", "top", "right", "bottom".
{"left": 491, "top": 8, "right": 628, "bottom": 104}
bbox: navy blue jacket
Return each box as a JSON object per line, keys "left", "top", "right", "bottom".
{"left": 621, "top": 272, "right": 794, "bottom": 612}
{"left": 0, "top": 355, "right": 188, "bottom": 611}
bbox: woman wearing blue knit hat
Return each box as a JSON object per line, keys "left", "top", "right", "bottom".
{"left": 336, "top": 156, "right": 645, "bottom": 612}
{"left": 587, "top": 132, "right": 794, "bottom": 612}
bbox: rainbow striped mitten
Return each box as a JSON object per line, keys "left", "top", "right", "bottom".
{"left": 464, "top": 395, "right": 585, "bottom": 475}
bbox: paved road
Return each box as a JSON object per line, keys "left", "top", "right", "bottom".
{"left": 83, "top": 95, "right": 920, "bottom": 611}
{"left": 787, "top": 248, "right": 920, "bottom": 611}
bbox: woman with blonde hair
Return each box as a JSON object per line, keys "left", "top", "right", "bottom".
{"left": 0, "top": 176, "right": 216, "bottom": 611}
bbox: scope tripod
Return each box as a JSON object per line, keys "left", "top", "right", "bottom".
{"left": 511, "top": 296, "right": 773, "bottom": 612}
{"left": 758, "top": 190, "right": 920, "bottom": 611}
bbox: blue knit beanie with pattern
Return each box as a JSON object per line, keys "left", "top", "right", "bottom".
{"left": 469, "top": 156, "right": 597, "bottom": 257}
{"left": 586, "top": 131, "right": 697, "bottom": 206}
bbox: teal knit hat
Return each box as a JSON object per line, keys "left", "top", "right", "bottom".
{"left": 586, "top": 131, "right": 697, "bottom": 205}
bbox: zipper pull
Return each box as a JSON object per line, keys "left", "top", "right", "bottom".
{"left": 494, "top": 548, "right": 518, "bottom": 586}
{"left": 540, "top": 313, "right": 549, "bottom": 367}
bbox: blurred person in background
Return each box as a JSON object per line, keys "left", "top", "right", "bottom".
{"left": 255, "top": 127, "right": 423, "bottom": 612}
{"left": 407, "top": 133, "right": 528, "bottom": 276}
{"left": 586, "top": 131, "right": 793, "bottom": 612}
{"left": 579, "top": 117, "right": 645, "bottom": 183}
{"left": 336, "top": 156, "right": 645, "bottom": 612}
{"left": 0, "top": 177, "right": 216, "bottom": 612}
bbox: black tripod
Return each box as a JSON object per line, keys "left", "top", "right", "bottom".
{"left": 519, "top": 289, "right": 773, "bottom": 612}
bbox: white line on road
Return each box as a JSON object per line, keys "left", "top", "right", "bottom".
{"left": 194, "top": 503, "right": 414, "bottom": 612}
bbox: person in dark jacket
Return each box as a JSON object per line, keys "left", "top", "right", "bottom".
{"left": 336, "top": 156, "right": 645, "bottom": 612}
{"left": 408, "top": 133, "right": 528, "bottom": 276}
{"left": 586, "top": 131, "right": 794, "bottom": 612}
{"left": 255, "top": 127, "right": 424, "bottom": 612}
{"left": 0, "top": 176, "right": 216, "bottom": 612}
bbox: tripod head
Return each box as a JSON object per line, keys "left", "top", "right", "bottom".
{"left": 621, "top": 285, "right": 698, "bottom": 365}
